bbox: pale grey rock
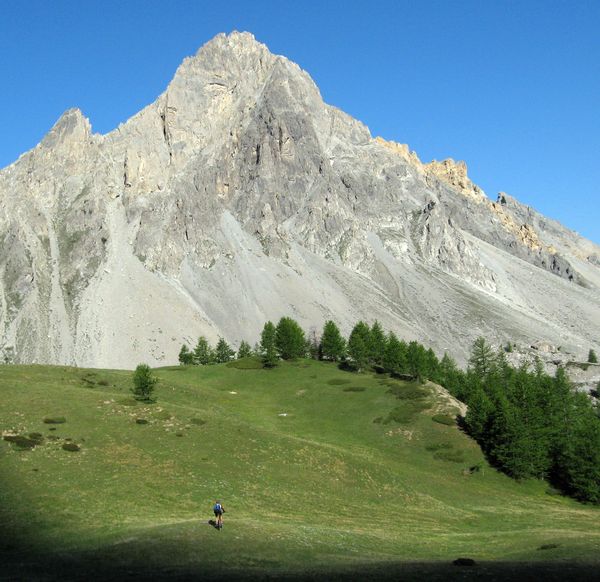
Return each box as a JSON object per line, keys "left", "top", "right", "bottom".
{"left": 0, "top": 31, "right": 599, "bottom": 368}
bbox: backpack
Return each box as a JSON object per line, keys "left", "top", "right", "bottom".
{"left": 214, "top": 503, "right": 222, "bottom": 513}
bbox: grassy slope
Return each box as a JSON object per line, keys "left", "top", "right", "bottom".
{"left": 1, "top": 360, "right": 600, "bottom": 579}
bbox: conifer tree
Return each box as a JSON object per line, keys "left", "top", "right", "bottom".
{"left": 237, "top": 340, "right": 252, "bottom": 359}
{"left": 407, "top": 341, "right": 427, "bottom": 382}
{"left": 464, "top": 386, "right": 493, "bottom": 440}
{"left": 260, "top": 321, "right": 278, "bottom": 368}
{"left": 468, "top": 337, "right": 496, "bottom": 379}
{"left": 368, "top": 320, "right": 386, "bottom": 366}
{"left": 131, "top": 364, "right": 157, "bottom": 402}
{"left": 214, "top": 337, "right": 235, "bottom": 363}
{"left": 321, "top": 320, "right": 346, "bottom": 362}
{"left": 275, "top": 317, "right": 306, "bottom": 359}
{"left": 193, "top": 336, "right": 213, "bottom": 365}
{"left": 178, "top": 344, "right": 193, "bottom": 365}
{"left": 425, "top": 348, "right": 440, "bottom": 383}
{"left": 588, "top": 349, "right": 598, "bottom": 364}
{"left": 383, "top": 332, "right": 405, "bottom": 375}
{"left": 347, "top": 321, "right": 370, "bottom": 372}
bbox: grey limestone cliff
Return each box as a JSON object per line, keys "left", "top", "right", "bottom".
{"left": 1, "top": 32, "right": 599, "bottom": 368}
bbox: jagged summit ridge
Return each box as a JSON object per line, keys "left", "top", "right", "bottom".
{"left": 0, "top": 32, "right": 599, "bottom": 368}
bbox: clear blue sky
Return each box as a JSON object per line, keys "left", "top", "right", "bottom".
{"left": 1, "top": 0, "right": 598, "bottom": 243}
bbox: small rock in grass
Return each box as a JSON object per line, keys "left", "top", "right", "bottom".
{"left": 62, "top": 443, "right": 80, "bottom": 452}
{"left": 453, "top": 558, "right": 476, "bottom": 567}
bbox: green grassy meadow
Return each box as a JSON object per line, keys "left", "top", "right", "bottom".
{"left": 1, "top": 359, "right": 600, "bottom": 580}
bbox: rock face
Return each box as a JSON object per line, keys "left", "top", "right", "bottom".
{"left": 1, "top": 31, "right": 599, "bottom": 368}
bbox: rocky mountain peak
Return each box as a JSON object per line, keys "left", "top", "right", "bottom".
{"left": 41, "top": 108, "right": 92, "bottom": 149}
{"left": 0, "top": 32, "right": 599, "bottom": 369}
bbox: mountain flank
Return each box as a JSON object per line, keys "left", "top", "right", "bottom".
{"left": 0, "top": 31, "right": 599, "bottom": 368}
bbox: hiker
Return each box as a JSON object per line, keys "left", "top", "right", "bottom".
{"left": 213, "top": 500, "right": 225, "bottom": 529}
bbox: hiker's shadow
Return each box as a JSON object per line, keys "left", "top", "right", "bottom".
{"left": 208, "top": 519, "right": 220, "bottom": 530}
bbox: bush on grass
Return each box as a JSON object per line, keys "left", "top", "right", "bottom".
{"left": 62, "top": 443, "right": 81, "bottom": 452}
{"left": 432, "top": 414, "right": 456, "bottom": 426}
{"left": 43, "top": 417, "right": 66, "bottom": 424}
{"left": 3, "top": 435, "right": 38, "bottom": 449}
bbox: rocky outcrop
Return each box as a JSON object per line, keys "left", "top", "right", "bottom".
{"left": 0, "top": 31, "right": 599, "bottom": 367}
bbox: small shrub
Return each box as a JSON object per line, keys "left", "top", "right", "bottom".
{"left": 28, "top": 432, "right": 44, "bottom": 442}
{"left": 135, "top": 419, "right": 149, "bottom": 425}
{"left": 343, "top": 386, "right": 366, "bottom": 392}
{"left": 3, "top": 435, "right": 37, "bottom": 449}
{"left": 588, "top": 349, "right": 598, "bottom": 364}
{"left": 432, "top": 414, "right": 455, "bottom": 426}
{"left": 190, "top": 418, "right": 206, "bottom": 426}
{"left": 175, "top": 432, "right": 184, "bottom": 437}
{"left": 62, "top": 443, "right": 80, "bottom": 452}
{"left": 538, "top": 543, "right": 559, "bottom": 551}
{"left": 434, "top": 450, "right": 466, "bottom": 463}
{"left": 383, "top": 401, "right": 429, "bottom": 424}
{"left": 327, "top": 378, "right": 352, "bottom": 385}
{"left": 226, "top": 357, "right": 263, "bottom": 370}
{"left": 97, "top": 379, "right": 109, "bottom": 386}
{"left": 387, "top": 384, "right": 428, "bottom": 400}
{"left": 373, "top": 417, "right": 383, "bottom": 424}
{"left": 43, "top": 417, "right": 66, "bottom": 424}
{"left": 48, "top": 427, "right": 57, "bottom": 431}
{"left": 425, "top": 442, "right": 453, "bottom": 452}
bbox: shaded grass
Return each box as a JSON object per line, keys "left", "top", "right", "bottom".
{"left": 327, "top": 378, "right": 352, "bottom": 386}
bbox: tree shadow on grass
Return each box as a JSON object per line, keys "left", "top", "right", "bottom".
{"left": 1, "top": 530, "right": 599, "bottom": 582}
